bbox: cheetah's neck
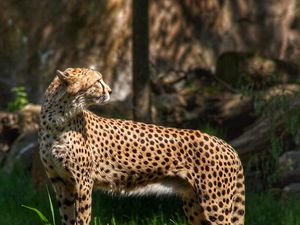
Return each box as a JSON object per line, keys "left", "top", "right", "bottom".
{"left": 40, "top": 79, "right": 86, "bottom": 129}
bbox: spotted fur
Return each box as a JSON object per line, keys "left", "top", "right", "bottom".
{"left": 39, "top": 68, "right": 245, "bottom": 225}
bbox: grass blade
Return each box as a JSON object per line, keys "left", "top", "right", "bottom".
{"left": 21, "top": 205, "right": 52, "bottom": 225}
{"left": 46, "top": 186, "right": 56, "bottom": 225}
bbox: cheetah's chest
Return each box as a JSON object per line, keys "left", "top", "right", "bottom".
{"left": 39, "top": 128, "right": 93, "bottom": 177}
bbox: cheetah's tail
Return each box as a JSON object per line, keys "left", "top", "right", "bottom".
{"left": 231, "top": 162, "right": 245, "bottom": 225}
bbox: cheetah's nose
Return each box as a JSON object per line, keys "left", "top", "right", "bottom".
{"left": 108, "top": 89, "right": 112, "bottom": 94}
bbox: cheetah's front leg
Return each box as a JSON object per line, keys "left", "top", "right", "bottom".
{"left": 50, "top": 175, "right": 93, "bottom": 225}
{"left": 74, "top": 177, "right": 94, "bottom": 225}
{"left": 50, "top": 177, "right": 77, "bottom": 225}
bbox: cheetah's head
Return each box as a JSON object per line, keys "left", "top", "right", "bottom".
{"left": 57, "top": 68, "right": 112, "bottom": 106}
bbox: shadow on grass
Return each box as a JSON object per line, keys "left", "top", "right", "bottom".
{"left": 92, "top": 191, "right": 187, "bottom": 225}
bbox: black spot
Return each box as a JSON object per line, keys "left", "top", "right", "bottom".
{"left": 79, "top": 207, "right": 85, "bottom": 213}
{"left": 64, "top": 214, "right": 68, "bottom": 221}
{"left": 231, "top": 217, "right": 239, "bottom": 223}
{"left": 63, "top": 199, "right": 74, "bottom": 206}
{"left": 235, "top": 197, "right": 242, "bottom": 202}
{"left": 237, "top": 182, "right": 243, "bottom": 188}
{"left": 199, "top": 206, "right": 204, "bottom": 212}
{"left": 218, "top": 215, "right": 224, "bottom": 221}
{"left": 209, "top": 216, "right": 216, "bottom": 222}
{"left": 212, "top": 205, "right": 218, "bottom": 212}
{"left": 201, "top": 220, "right": 211, "bottom": 225}
{"left": 204, "top": 194, "right": 210, "bottom": 200}
{"left": 194, "top": 167, "right": 199, "bottom": 173}
{"left": 238, "top": 209, "right": 245, "bottom": 216}
{"left": 237, "top": 173, "right": 243, "bottom": 179}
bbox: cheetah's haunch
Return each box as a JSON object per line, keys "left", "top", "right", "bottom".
{"left": 39, "top": 68, "right": 245, "bottom": 225}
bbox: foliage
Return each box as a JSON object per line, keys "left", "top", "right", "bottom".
{"left": 259, "top": 135, "right": 283, "bottom": 187}
{"left": 241, "top": 84, "right": 300, "bottom": 187}
{"left": 7, "top": 86, "right": 29, "bottom": 112}
{"left": 199, "top": 122, "right": 226, "bottom": 139}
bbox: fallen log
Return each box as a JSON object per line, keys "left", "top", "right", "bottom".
{"left": 230, "top": 84, "right": 300, "bottom": 162}
{"left": 230, "top": 115, "right": 284, "bottom": 162}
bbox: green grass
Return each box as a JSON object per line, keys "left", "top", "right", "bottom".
{"left": 91, "top": 193, "right": 186, "bottom": 225}
{"left": 245, "top": 192, "right": 300, "bottom": 225}
{"left": 0, "top": 169, "right": 53, "bottom": 225}
{"left": 1, "top": 169, "right": 300, "bottom": 225}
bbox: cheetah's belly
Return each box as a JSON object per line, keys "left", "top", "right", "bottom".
{"left": 124, "top": 182, "right": 185, "bottom": 196}
{"left": 94, "top": 176, "right": 191, "bottom": 197}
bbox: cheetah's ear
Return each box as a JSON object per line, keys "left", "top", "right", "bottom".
{"left": 57, "top": 69, "right": 78, "bottom": 85}
{"left": 57, "top": 70, "right": 68, "bottom": 83}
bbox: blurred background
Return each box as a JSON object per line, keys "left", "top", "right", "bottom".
{"left": 1, "top": 0, "right": 300, "bottom": 224}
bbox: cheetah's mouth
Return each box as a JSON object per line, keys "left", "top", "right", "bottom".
{"left": 97, "top": 94, "right": 110, "bottom": 104}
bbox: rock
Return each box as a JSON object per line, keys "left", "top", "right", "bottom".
{"left": 0, "top": 112, "right": 19, "bottom": 152}
{"left": 278, "top": 151, "right": 300, "bottom": 171}
{"left": 273, "top": 151, "right": 300, "bottom": 189}
{"left": 0, "top": 112, "right": 19, "bottom": 166}
{"left": 17, "top": 104, "right": 40, "bottom": 132}
{"left": 283, "top": 183, "right": 300, "bottom": 194}
{"left": 153, "top": 94, "right": 187, "bottom": 124}
{"left": 0, "top": 104, "right": 41, "bottom": 169}
{"left": 0, "top": 105, "right": 47, "bottom": 185}
{"left": 4, "top": 130, "right": 38, "bottom": 172}
{"left": 275, "top": 168, "right": 300, "bottom": 188}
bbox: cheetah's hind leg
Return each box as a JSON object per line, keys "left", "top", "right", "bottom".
{"left": 231, "top": 165, "right": 245, "bottom": 225}
{"left": 181, "top": 180, "right": 237, "bottom": 225}
{"left": 182, "top": 188, "right": 207, "bottom": 225}
{"left": 181, "top": 166, "right": 245, "bottom": 225}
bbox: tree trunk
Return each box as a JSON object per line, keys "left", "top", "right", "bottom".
{"left": 132, "top": 0, "right": 151, "bottom": 122}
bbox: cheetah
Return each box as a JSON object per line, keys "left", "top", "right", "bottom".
{"left": 39, "top": 68, "right": 245, "bottom": 225}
